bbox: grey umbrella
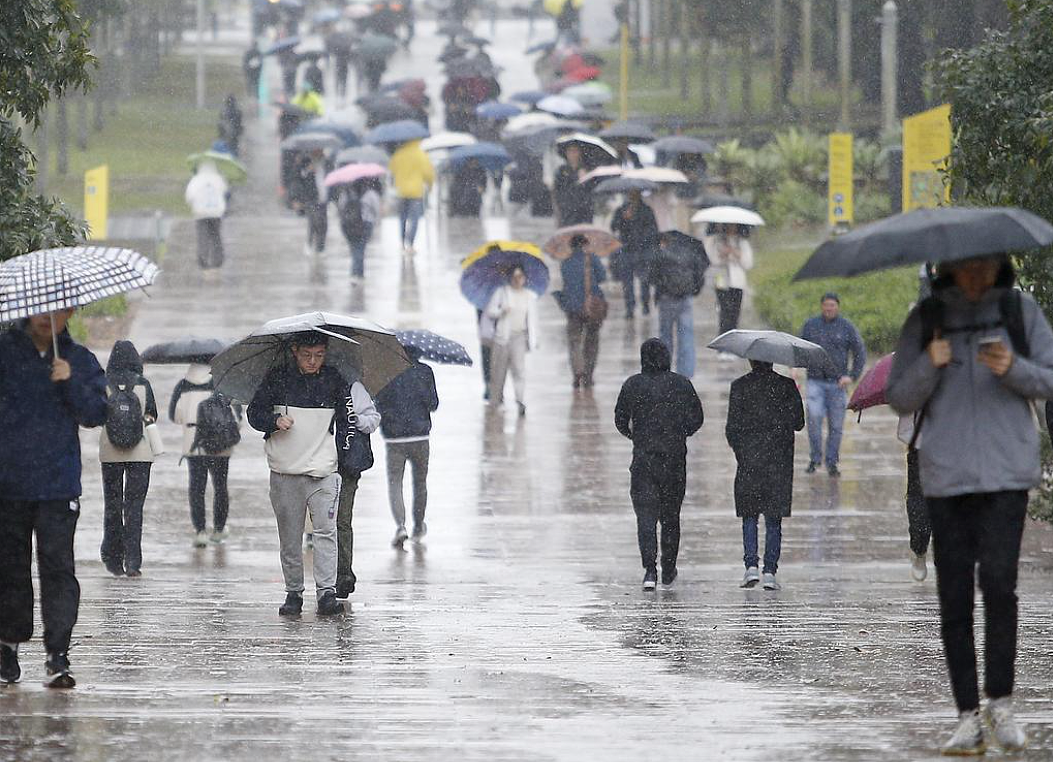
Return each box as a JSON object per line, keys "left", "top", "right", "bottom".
{"left": 793, "top": 206, "right": 1053, "bottom": 281}
{"left": 336, "top": 145, "right": 390, "bottom": 165}
{"left": 142, "top": 337, "right": 230, "bottom": 365}
{"left": 600, "top": 121, "right": 657, "bottom": 143}
{"left": 652, "top": 135, "right": 716, "bottom": 156}
{"left": 707, "top": 330, "right": 834, "bottom": 373}
{"left": 280, "top": 131, "right": 344, "bottom": 152}
{"left": 593, "top": 176, "right": 657, "bottom": 195}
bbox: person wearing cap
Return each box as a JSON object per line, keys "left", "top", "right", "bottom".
{"left": 799, "top": 292, "right": 866, "bottom": 476}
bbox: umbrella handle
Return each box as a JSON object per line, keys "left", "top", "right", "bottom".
{"left": 49, "top": 312, "right": 60, "bottom": 360}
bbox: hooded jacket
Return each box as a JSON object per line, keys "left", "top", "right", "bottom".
{"left": 389, "top": 140, "right": 434, "bottom": 200}
{"left": 99, "top": 341, "right": 158, "bottom": 463}
{"left": 615, "top": 339, "right": 704, "bottom": 457}
{"left": 887, "top": 282, "right": 1053, "bottom": 498}
{"left": 376, "top": 350, "right": 440, "bottom": 441}
{"left": 170, "top": 363, "right": 243, "bottom": 457}
{"left": 185, "top": 161, "right": 229, "bottom": 220}
{"left": 0, "top": 325, "right": 107, "bottom": 501}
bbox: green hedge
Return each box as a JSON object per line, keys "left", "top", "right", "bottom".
{"left": 68, "top": 294, "right": 128, "bottom": 343}
{"left": 752, "top": 245, "right": 918, "bottom": 356}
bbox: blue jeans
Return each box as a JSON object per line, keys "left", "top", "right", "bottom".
{"left": 743, "top": 515, "right": 782, "bottom": 574}
{"left": 348, "top": 222, "right": 373, "bottom": 277}
{"left": 398, "top": 198, "right": 424, "bottom": 246}
{"left": 657, "top": 295, "right": 695, "bottom": 377}
{"left": 806, "top": 379, "right": 846, "bottom": 466}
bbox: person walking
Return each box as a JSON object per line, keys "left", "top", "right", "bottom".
{"left": 800, "top": 292, "right": 866, "bottom": 476}
{"left": 170, "top": 363, "right": 242, "bottom": 547}
{"left": 704, "top": 223, "right": 754, "bottom": 350}
{"left": 485, "top": 266, "right": 540, "bottom": 416}
{"left": 615, "top": 339, "right": 703, "bottom": 590}
{"left": 449, "top": 157, "right": 488, "bottom": 218}
{"left": 887, "top": 255, "right": 1053, "bottom": 755}
{"left": 185, "top": 160, "right": 228, "bottom": 270}
{"left": 291, "top": 150, "right": 331, "bottom": 255}
{"left": 0, "top": 309, "right": 107, "bottom": 688}
{"left": 610, "top": 190, "right": 659, "bottom": 318}
{"left": 217, "top": 95, "right": 243, "bottom": 157}
{"left": 898, "top": 413, "right": 931, "bottom": 582}
{"left": 553, "top": 144, "right": 593, "bottom": 226}
{"left": 335, "top": 178, "right": 382, "bottom": 282}
{"left": 246, "top": 332, "right": 374, "bottom": 618}
{"left": 388, "top": 138, "right": 434, "bottom": 253}
{"left": 558, "top": 235, "right": 607, "bottom": 390}
{"left": 648, "top": 231, "right": 706, "bottom": 377}
{"left": 725, "top": 360, "right": 805, "bottom": 591}
{"left": 375, "top": 346, "right": 439, "bottom": 548}
{"left": 98, "top": 341, "right": 157, "bottom": 578}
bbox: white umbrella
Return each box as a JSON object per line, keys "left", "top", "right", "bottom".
{"left": 537, "top": 95, "right": 585, "bottom": 117}
{"left": 562, "top": 82, "right": 613, "bottom": 107}
{"left": 707, "top": 330, "right": 833, "bottom": 373}
{"left": 624, "top": 167, "right": 689, "bottom": 184}
{"left": 579, "top": 165, "right": 623, "bottom": 183}
{"left": 691, "top": 205, "right": 767, "bottom": 227}
{"left": 421, "top": 132, "right": 477, "bottom": 152}
{"left": 503, "top": 112, "right": 560, "bottom": 134}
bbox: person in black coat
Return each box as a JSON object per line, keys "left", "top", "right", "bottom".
{"left": 725, "top": 360, "right": 805, "bottom": 591}
{"left": 615, "top": 339, "right": 704, "bottom": 590}
{"left": 610, "top": 190, "right": 659, "bottom": 318}
{"left": 449, "top": 158, "right": 488, "bottom": 217}
{"left": 552, "top": 144, "right": 593, "bottom": 226}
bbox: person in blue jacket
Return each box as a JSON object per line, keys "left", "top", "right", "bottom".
{"left": 0, "top": 309, "right": 107, "bottom": 689}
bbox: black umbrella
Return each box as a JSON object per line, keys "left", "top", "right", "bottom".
{"left": 439, "top": 44, "right": 469, "bottom": 63}
{"left": 600, "top": 121, "right": 656, "bottom": 143}
{"left": 141, "top": 338, "right": 230, "bottom": 365}
{"left": 707, "top": 330, "right": 835, "bottom": 373}
{"left": 793, "top": 206, "right": 1053, "bottom": 281}
{"left": 364, "top": 97, "right": 420, "bottom": 125}
{"left": 659, "top": 231, "right": 710, "bottom": 269}
{"left": 396, "top": 330, "right": 473, "bottom": 366}
{"left": 653, "top": 135, "right": 715, "bottom": 157}
{"left": 556, "top": 133, "right": 617, "bottom": 168}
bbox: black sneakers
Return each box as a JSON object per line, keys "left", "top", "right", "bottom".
{"left": 0, "top": 643, "right": 20, "bottom": 684}
{"left": 316, "top": 591, "right": 345, "bottom": 617}
{"left": 278, "top": 591, "right": 303, "bottom": 617}
{"left": 336, "top": 576, "right": 356, "bottom": 600}
{"left": 44, "top": 652, "right": 75, "bottom": 689}
{"left": 661, "top": 567, "right": 678, "bottom": 587}
{"left": 642, "top": 568, "right": 658, "bottom": 591}
{"left": 806, "top": 462, "right": 819, "bottom": 474}
{"left": 828, "top": 464, "right": 841, "bottom": 477}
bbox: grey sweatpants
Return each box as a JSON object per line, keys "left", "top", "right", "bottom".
{"left": 386, "top": 440, "right": 429, "bottom": 531}
{"left": 269, "top": 471, "right": 340, "bottom": 599}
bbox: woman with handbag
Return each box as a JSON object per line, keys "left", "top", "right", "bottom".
{"left": 98, "top": 341, "right": 158, "bottom": 577}
{"left": 485, "top": 266, "right": 540, "bottom": 415}
{"left": 559, "top": 234, "right": 608, "bottom": 390}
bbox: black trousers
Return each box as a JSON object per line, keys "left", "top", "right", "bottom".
{"left": 196, "top": 218, "right": 225, "bottom": 269}
{"left": 101, "top": 462, "right": 152, "bottom": 573}
{"left": 0, "top": 499, "right": 81, "bottom": 654}
{"left": 905, "top": 448, "right": 931, "bottom": 556}
{"left": 187, "top": 456, "right": 230, "bottom": 533}
{"left": 928, "top": 490, "right": 1028, "bottom": 711}
{"left": 307, "top": 202, "right": 328, "bottom": 252}
{"left": 630, "top": 453, "right": 686, "bottom": 572}
{"left": 716, "top": 287, "right": 743, "bottom": 335}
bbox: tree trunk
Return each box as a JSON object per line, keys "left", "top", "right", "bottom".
{"left": 36, "top": 107, "right": 49, "bottom": 195}
{"left": 741, "top": 32, "right": 753, "bottom": 120}
{"left": 56, "top": 99, "right": 69, "bottom": 177}
{"left": 898, "top": 0, "right": 926, "bottom": 116}
{"left": 76, "top": 94, "right": 88, "bottom": 151}
{"left": 772, "top": 0, "right": 785, "bottom": 111}
{"left": 632, "top": 0, "right": 642, "bottom": 61}
{"left": 647, "top": 0, "right": 657, "bottom": 68}
{"left": 717, "top": 40, "right": 730, "bottom": 126}
{"left": 800, "top": 0, "right": 813, "bottom": 118}
{"left": 661, "top": 0, "right": 672, "bottom": 89}
{"left": 678, "top": 0, "right": 689, "bottom": 102}
{"left": 700, "top": 34, "right": 711, "bottom": 116}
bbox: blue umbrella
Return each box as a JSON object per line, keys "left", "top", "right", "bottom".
{"left": 396, "top": 330, "right": 473, "bottom": 366}
{"left": 509, "top": 90, "right": 547, "bottom": 106}
{"left": 476, "top": 101, "right": 523, "bottom": 120}
{"left": 296, "top": 120, "right": 360, "bottom": 146}
{"left": 263, "top": 36, "right": 301, "bottom": 56}
{"left": 445, "top": 142, "right": 512, "bottom": 173}
{"left": 459, "top": 241, "right": 549, "bottom": 310}
{"left": 364, "top": 119, "right": 430, "bottom": 145}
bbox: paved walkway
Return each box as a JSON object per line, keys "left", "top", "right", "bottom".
{"left": 4, "top": 14, "right": 1053, "bottom": 762}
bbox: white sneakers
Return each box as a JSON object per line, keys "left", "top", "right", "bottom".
{"left": 210, "top": 527, "right": 229, "bottom": 544}
{"left": 192, "top": 530, "right": 209, "bottom": 548}
{"left": 941, "top": 700, "right": 1027, "bottom": 756}
{"left": 943, "top": 710, "right": 985, "bottom": 756}
{"left": 762, "top": 572, "right": 780, "bottom": 591}
{"left": 740, "top": 567, "right": 760, "bottom": 588}
{"left": 911, "top": 551, "right": 928, "bottom": 582}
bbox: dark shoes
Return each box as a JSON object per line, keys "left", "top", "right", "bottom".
{"left": 827, "top": 464, "right": 841, "bottom": 477}
{"left": 278, "top": 591, "right": 304, "bottom": 617}
{"left": 517, "top": 401, "right": 527, "bottom": 417}
{"left": 104, "top": 561, "right": 124, "bottom": 576}
{"left": 805, "top": 462, "right": 819, "bottom": 474}
{"left": 317, "top": 591, "right": 345, "bottom": 617}
{"left": 336, "top": 576, "right": 356, "bottom": 600}
{"left": 661, "top": 567, "right": 678, "bottom": 587}
{"left": 642, "top": 568, "right": 658, "bottom": 591}
{"left": 0, "top": 643, "right": 20, "bottom": 684}
{"left": 44, "top": 652, "right": 75, "bottom": 689}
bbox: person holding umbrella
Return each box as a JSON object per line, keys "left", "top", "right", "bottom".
{"left": 185, "top": 159, "right": 229, "bottom": 270}
{"left": 334, "top": 176, "right": 383, "bottom": 282}
{"left": 648, "top": 231, "right": 707, "bottom": 377}
{"left": 291, "top": 149, "right": 332, "bottom": 256}
{"left": 553, "top": 143, "right": 593, "bottom": 226}
{"left": 449, "top": 156, "right": 488, "bottom": 217}
{"left": 610, "top": 190, "right": 659, "bottom": 319}
{"left": 485, "top": 266, "right": 540, "bottom": 416}
{"left": 702, "top": 223, "right": 754, "bottom": 345}
{"left": 557, "top": 234, "right": 607, "bottom": 389}
{"left": 389, "top": 138, "right": 435, "bottom": 253}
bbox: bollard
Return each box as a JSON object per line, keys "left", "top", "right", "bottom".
{"left": 881, "top": 1, "right": 898, "bottom": 137}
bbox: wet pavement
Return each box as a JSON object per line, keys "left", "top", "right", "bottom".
{"left": 5, "top": 14, "right": 1053, "bottom": 762}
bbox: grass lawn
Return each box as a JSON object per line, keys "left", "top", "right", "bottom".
{"left": 43, "top": 56, "right": 244, "bottom": 217}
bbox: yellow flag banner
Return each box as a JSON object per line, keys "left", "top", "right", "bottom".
{"left": 902, "top": 104, "right": 951, "bottom": 212}
{"left": 84, "top": 165, "right": 109, "bottom": 240}
{"left": 828, "top": 132, "right": 854, "bottom": 227}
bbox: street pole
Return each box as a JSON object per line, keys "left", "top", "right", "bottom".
{"left": 620, "top": 22, "right": 630, "bottom": 120}
{"left": 37, "top": 107, "right": 49, "bottom": 195}
{"left": 196, "top": 0, "right": 205, "bottom": 109}
{"left": 801, "top": 0, "right": 813, "bottom": 120}
{"left": 881, "top": 0, "right": 899, "bottom": 137}
{"left": 837, "top": 0, "right": 852, "bottom": 129}
{"left": 772, "top": 0, "right": 784, "bottom": 112}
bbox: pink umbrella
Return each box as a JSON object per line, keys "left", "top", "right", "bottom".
{"left": 323, "top": 162, "right": 387, "bottom": 188}
{"left": 848, "top": 352, "right": 894, "bottom": 412}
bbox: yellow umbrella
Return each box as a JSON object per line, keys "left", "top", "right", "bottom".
{"left": 459, "top": 240, "right": 549, "bottom": 309}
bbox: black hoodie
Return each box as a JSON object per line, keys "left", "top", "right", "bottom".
{"left": 614, "top": 338, "right": 703, "bottom": 456}
{"left": 106, "top": 340, "right": 158, "bottom": 421}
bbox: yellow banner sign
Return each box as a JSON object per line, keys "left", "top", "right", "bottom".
{"left": 828, "top": 132, "right": 854, "bottom": 227}
{"left": 84, "top": 164, "right": 109, "bottom": 240}
{"left": 902, "top": 104, "right": 951, "bottom": 212}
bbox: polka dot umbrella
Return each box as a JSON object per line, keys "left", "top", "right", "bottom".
{"left": 395, "top": 330, "right": 473, "bottom": 366}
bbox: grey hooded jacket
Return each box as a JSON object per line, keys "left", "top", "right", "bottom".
{"left": 886, "top": 286, "right": 1053, "bottom": 498}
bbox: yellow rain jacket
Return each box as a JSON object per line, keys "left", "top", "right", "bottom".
{"left": 292, "top": 90, "right": 324, "bottom": 117}
{"left": 388, "top": 140, "right": 435, "bottom": 199}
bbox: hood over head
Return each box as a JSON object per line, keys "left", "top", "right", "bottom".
{"left": 107, "top": 340, "right": 143, "bottom": 375}
{"left": 186, "top": 362, "right": 213, "bottom": 385}
{"left": 640, "top": 337, "right": 671, "bottom": 373}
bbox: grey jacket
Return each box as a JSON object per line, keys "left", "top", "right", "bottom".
{"left": 887, "top": 286, "right": 1053, "bottom": 498}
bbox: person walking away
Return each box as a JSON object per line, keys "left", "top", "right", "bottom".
{"left": 648, "top": 231, "right": 705, "bottom": 377}
{"left": 558, "top": 235, "right": 607, "bottom": 390}
{"left": 336, "top": 178, "right": 382, "bottom": 282}
{"left": 98, "top": 341, "right": 157, "bottom": 577}
{"left": 800, "top": 292, "right": 865, "bottom": 476}
{"left": 887, "top": 254, "right": 1053, "bottom": 755}
{"left": 291, "top": 81, "right": 324, "bottom": 117}
{"left": 703, "top": 223, "right": 754, "bottom": 351}
{"left": 0, "top": 309, "right": 107, "bottom": 688}
{"left": 898, "top": 413, "right": 931, "bottom": 581}
{"left": 449, "top": 157, "right": 488, "bottom": 217}
{"left": 610, "top": 190, "right": 659, "bottom": 318}
{"left": 725, "top": 360, "right": 804, "bottom": 591}
{"left": 293, "top": 150, "right": 330, "bottom": 255}
{"left": 375, "top": 346, "right": 439, "bottom": 548}
{"left": 389, "top": 138, "right": 434, "bottom": 253}
{"left": 247, "top": 332, "right": 367, "bottom": 618}
{"left": 303, "top": 57, "right": 325, "bottom": 95}
{"left": 217, "top": 95, "right": 243, "bottom": 157}
{"left": 243, "top": 44, "right": 262, "bottom": 100}
{"left": 486, "top": 266, "right": 540, "bottom": 416}
{"left": 553, "top": 144, "right": 593, "bottom": 226}
{"left": 185, "top": 160, "right": 228, "bottom": 270}
{"left": 170, "top": 363, "right": 242, "bottom": 547}
{"left": 615, "top": 339, "right": 703, "bottom": 590}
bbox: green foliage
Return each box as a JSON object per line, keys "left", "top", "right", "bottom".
{"left": 771, "top": 128, "right": 827, "bottom": 192}
{"left": 751, "top": 246, "right": 918, "bottom": 356}
{"left": 66, "top": 295, "right": 128, "bottom": 344}
{"left": 765, "top": 179, "right": 826, "bottom": 229}
{"left": 855, "top": 190, "right": 891, "bottom": 224}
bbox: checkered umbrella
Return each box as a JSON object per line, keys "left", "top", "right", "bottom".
{"left": 396, "top": 330, "right": 473, "bottom": 366}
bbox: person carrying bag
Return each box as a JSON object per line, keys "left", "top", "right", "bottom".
{"left": 558, "top": 234, "right": 608, "bottom": 390}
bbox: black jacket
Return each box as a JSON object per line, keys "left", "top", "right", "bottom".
{"left": 615, "top": 339, "right": 703, "bottom": 457}
{"left": 376, "top": 358, "right": 439, "bottom": 440}
{"left": 553, "top": 164, "right": 594, "bottom": 226}
{"left": 247, "top": 363, "right": 348, "bottom": 437}
{"left": 610, "top": 202, "right": 659, "bottom": 260}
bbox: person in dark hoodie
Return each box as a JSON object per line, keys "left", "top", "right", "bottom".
{"left": 98, "top": 341, "right": 158, "bottom": 577}
{"left": 375, "top": 346, "right": 439, "bottom": 547}
{"left": 614, "top": 339, "right": 703, "bottom": 590}
{"left": 0, "top": 309, "right": 107, "bottom": 688}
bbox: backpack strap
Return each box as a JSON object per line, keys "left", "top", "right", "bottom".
{"left": 917, "top": 296, "right": 943, "bottom": 351}
{"left": 1000, "top": 289, "right": 1030, "bottom": 359}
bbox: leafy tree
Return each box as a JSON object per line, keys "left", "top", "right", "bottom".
{"left": 0, "top": 0, "right": 95, "bottom": 260}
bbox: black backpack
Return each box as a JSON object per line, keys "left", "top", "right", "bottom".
{"left": 338, "top": 188, "right": 367, "bottom": 237}
{"left": 105, "top": 381, "right": 144, "bottom": 450}
{"left": 334, "top": 387, "right": 373, "bottom": 477}
{"left": 191, "top": 393, "right": 241, "bottom": 455}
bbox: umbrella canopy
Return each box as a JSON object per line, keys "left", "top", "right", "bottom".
{"left": 691, "top": 206, "right": 766, "bottom": 227}
{"left": 536, "top": 95, "right": 585, "bottom": 117}
{"left": 476, "top": 101, "right": 523, "bottom": 120}
{"left": 624, "top": 167, "right": 689, "bottom": 184}
{"left": 312, "top": 7, "right": 341, "bottom": 24}
{"left": 364, "top": 119, "right": 429, "bottom": 145}
{"left": 562, "top": 81, "right": 612, "bottom": 107}
{"left": 280, "top": 131, "right": 344, "bottom": 152}
{"left": 438, "top": 21, "right": 473, "bottom": 37}
{"left": 263, "top": 36, "right": 301, "bottom": 56}
{"left": 294, "top": 120, "right": 360, "bottom": 146}
{"left": 459, "top": 241, "right": 549, "bottom": 309}
{"left": 556, "top": 133, "right": 617, "bottom": 167}
{"left": 600, "top": 121, "right": 657, "bottom": 143}
{"left": 543, "top": 225, "right": 621, "bottom": 259}
{"left": 652, "top": 135, "right": 715, "bottom": 157}
{"left": 579, "top": 165, "right": 623, "bottom": 183}
{"left": 464, "top": 35, "right": 491, "bottom": 47}
{"left": 848, "top": 353, "right": 895, "bottom": 412}
{"left": 141, "top": 337, "right": 230, "bottom": 365}
{"left": 659, "top": 230, "right": 711, "bottom": 269}
{"left": 793, "top": 207, "right": 1053, "bottom": 282}
{"left": 186, "top": 151, "right": 248, "bottom": 183}
{"left": 421, "top": 132, "right": 477, "bottom": 152}
{"left": 324, "top": 162, "right": 386, "bottom": 187}
{"left": 363, "top": 97, "right": 420, "bottom": 125}
{"left": 564, "top": 65, "right": 601, "bottom": 83}
{"left": 396, "top": 329, "right": 473, "bottom": 366}
{"left": 509, "top": 89, "right": 547, "bottom": 105}
{"left": 336, "top": 145, "right": 390, "bottom": 165}
{"left": 0, "top": 247, "right": 160, "bottom": 326}
{"left": 211, "top": 312, "right": 410, "bottom": 401}
{"left": 707, "top": 330, "right": 835, "bottom": 373}
{"left": 357, "top": 31, "right": 399, "bottom": 59}
{"left": 593, "top": 176, "right": 657, "bottom": 195}
{"left": 444, "top": 142, "right": 511, "bottom": 172}
{"left": 504, "top": 112, "right": 561, "bottom": 133}
{"left": 444, "top": 58, "right": 494, "bottom": 79}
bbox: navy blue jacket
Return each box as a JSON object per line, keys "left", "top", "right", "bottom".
{"left": 800, "top": 314, "right": 867, "bottom": 381}
{"left": 559, "top": 248, "right": 607, "bottom": 315}
{"left": 0, "top": 327, "right": 107, "bottom": 501}
{"left": 376, "top": 360, "right": 439, "bottom": 439}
